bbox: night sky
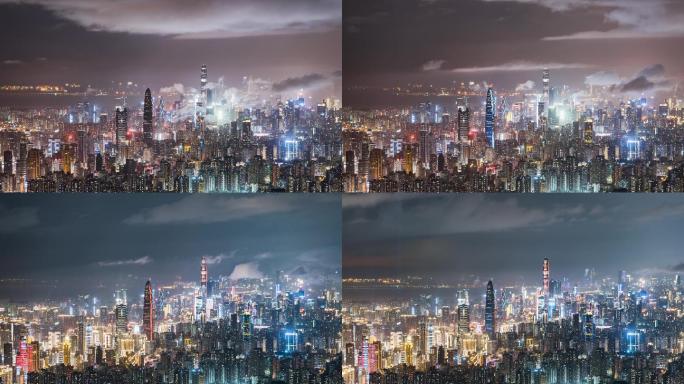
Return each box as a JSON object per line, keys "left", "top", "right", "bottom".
{"left": 0, "top": 0, "right": 341, "bottom": 101}
{"left": 343, "top": 194, "right": 684, "bottom": 284}
{"left": 344, "top": 0, "right": 684, "bottom": 106}
{"left": 0, "top": 194, "right": 341, "bottom": 302}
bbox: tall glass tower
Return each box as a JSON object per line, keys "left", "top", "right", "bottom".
{"left": 143, "top": 280, "right": 154, "bottom": 341}
{"left": 485, "top": 280, "right": 495, "bottom": 338}
{"left": 485, "top": 88, "right": 496, "bottom": 148}
{"left": 143, "top": 88, "right": 153, "bottom": 147}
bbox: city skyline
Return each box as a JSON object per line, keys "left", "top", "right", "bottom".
{"left": 342, "top": 195, "right": 684, "bottom": 383}
{"left": 0, "top": 194, "right": 341, "bottom": 301}
{"left": 342, "top": 252, "right": 684, "bottom": 383}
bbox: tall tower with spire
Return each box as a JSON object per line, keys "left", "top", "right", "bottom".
{"left": 201, "top": 257, "right": 208, "bottom": 291}
{"left": 143, "top": 280, "right": 154, "bottom": 341}
{"left": 485, "top": 87, "right": 496, "bottom": 148}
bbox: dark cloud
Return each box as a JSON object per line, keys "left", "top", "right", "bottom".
{"left": 0, "top": 206, "right": 39, "bottom": 233}
{"left": 583, "top": 64, "right": 670, "bottom": 93}
{"left": 0, "top": 0, "right": 341, "bottom": 39}
{"left": 620, "top": 75, "right": 655, "bottom": 92}
{"left": 0, "top": 195, "right": 341, "bottom": 301}
{"left": 450, "top": 61, "right": 590, "bottom": 73}
{"left": 123, "top": 195, "right": 297, "bottom": 225}
{"left": 483, "top": 0, "right": 684, "bottom": 41}
{"left": 0, "top": 3, "right": 341, "bottom": 102}
{"left": 343, "top": 195, "right": 684, "bottom": 282}
{"left": 272, "top": 73, "right": 327, "bottom": 92}
{"left": 638, "top": 63, "right": 666, "bottom": 78}
{"left": 343, "top": 194, "right": 590, "bottom": 242}
{"left": 343, "top": 0, "right": 684, "bottom": 107}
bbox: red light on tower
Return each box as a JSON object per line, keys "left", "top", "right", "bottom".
{"left": 17, "top": 338, "right": 28, "bottom": 372}
{"left": 143, "top": 280, "right": 154, "bottom": 341}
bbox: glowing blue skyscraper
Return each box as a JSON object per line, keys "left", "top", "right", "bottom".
{"left": 485, "top": 88, "right": 496, "bottom": 148}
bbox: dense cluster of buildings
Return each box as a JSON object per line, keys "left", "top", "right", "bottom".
{"left": 0, "top": 66, "right": 343, "bottom": 193}
{"left": 343, "top": 259, "right": 684, "bottom": 383}
{"left": 342, "top": 70, "right": 684, "bottom": 192}
{"left": 0, "top": 258, "right": 342, "bottom": 384}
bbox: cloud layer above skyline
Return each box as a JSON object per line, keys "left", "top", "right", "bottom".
{"left": 343, "top": 0, "right": 684, "bottom": 105}
{"left": 0, "top": 2, "right": 341, "bottom": 99}
{"left": 0, "top": 0, "right": 341, "bottom": 39}
{"left": 0, "top": 195, "right": 341, "bottom": 301}
{"left": 343, "top": 195, "right": 684, "bottom": 283}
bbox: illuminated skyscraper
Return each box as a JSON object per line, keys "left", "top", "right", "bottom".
{"left": 3, "top": 343, "right": 11, "bottom": 366}
{"left": 418, "top": 322, "right": 427, "bottom": 355}
{"left": 543, "top": 258, "right": 550, "bottom": 296}
{"left": 242, "top": 313, "right": 252, "bottom": 342}
{"left": 485, "top": 88, "right": 496, "bottom": 148}
{"left": 17, "top": 142, "right": 27, "bottom": 184}
{"left": 76, "top": 130, "right": 86, "bottom": 164}
{"left": 584, "top": 119, "right": 594, "bottom": 145}
{"left": 143, "top": 280, "right": 154, "bottom": 341}
{"left": 485, "top": 280, "right": 495, "bottom": 338}
{"left": 369, "top": 148, "right": 384, "bottom": 181}
{"left": 115, "top": 106, "right": 128, "bottom": 145}
{"left": 26, "top": 149, "right": 42, "bottom": 180}
{"left": 537, "top": 101, "right": 546, "bottom": 132}
{"left": 200, "top": 64, "right": 208, "bottom": 97}
{"left": 29, "top": 341, "right": 39, "bottom": 372}
{"left": 3, "top": 150, "right": 12, "bottom": 175}
{"left": 584, "top": 313, "right": 594, "bottom": 342}
{"left": 17, "top": 338, "right": 28, "bottom": 372}
{"left": 403, "top": 144, "right": 414, "bottom": 174}
{"left": 199, "top": 64, "right": 208, "bottom": 111}
{"left": 143, "top": 88, "right": 153, "bottom": 147}
{"left": 201, "top": 257, "right": 208, "bottom": 291}
{"left": 457, "top": 289, "right": 470, "bottom": 333}
{"left": 345, "top": 150, "right": 355, "bottom": 174}
{"left": 370, "top": 341, "right": 382, "bottom": 372}
{"left": 457, "top": 305, "right": 469, "bottom": 334}
{"left": 457, "top": 106, "right": 470, "bottom": 141}
{"left": 419, "top": 126, "right": 430, "bottom": 165}
{"left": 114, "top": 289, "right": 128, "bottom": 333}
{"left": 62, "top": 144, "right": 74, "bottom": 174}
{"left": 63, "top": 342, "right": 70, "bottom": 366}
